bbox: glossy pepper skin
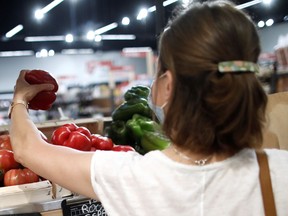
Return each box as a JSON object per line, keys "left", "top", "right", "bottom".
{"left": 107, "top": 120, "right": 130, "bottom": 145}
{"left": 112, "top": 85, "right": 152, "bottom": 121}
{"left": 124, "top": 85, "right": 150, "bottom": 101}
{"left": 91, "top": 134, "right": 114, "bottom": 151}
{"left": 126, "top": 114, "right": 161, "bottom": 142}
{"left": 51, "top": 123, "right": 92, "bottom": 151}
{"left": 25, "top": 70, "right": 58, "bottom": 110}
{"left": 140, "top": 131, "right": 170, "bottom": 153}
{"left": 112, "top": 145, "right": 135, "bottom": 152}
{"left": 126, "top": 114, "right": 170, "bottom": 153}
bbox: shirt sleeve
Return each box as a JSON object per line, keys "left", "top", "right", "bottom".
{"left": 90, "top": 150, "right": 143, "bottom": 203}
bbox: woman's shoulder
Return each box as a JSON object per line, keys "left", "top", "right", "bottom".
{"left": 264, "top": 148, "right": 288, "bottom": 170}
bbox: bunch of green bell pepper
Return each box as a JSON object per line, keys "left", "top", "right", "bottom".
{"left": 107, "top": 85, "right": 170, "bottom": 154}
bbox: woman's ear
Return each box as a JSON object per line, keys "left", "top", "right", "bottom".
{"left": 164, "top": 70, "right": 173, "bottom": 100}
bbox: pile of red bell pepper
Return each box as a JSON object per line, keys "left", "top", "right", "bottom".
{"left": 50, "top": 123, "right": 135, "bottom": 152}
{"left": 0, "top": 134, "right": 41, "bottom": 187}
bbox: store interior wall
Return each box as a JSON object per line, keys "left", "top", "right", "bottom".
{"left": 258, "top": 22, "right": 288, "bottom": 53}
{"left": 0, "top": 22, "right": 288, "bottom": 93}
{"left": 0, "top": 51, "right": 147, "bottom": 92}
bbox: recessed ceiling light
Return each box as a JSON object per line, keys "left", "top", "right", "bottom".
{"left": 95, "top": 35, "right": 102, "bottom": 42}
{"left": 86, "top": 31, "right": 95, "bottom": 40}
{"left": 258, "top": 20, "right": 265, "bottom": 28}
{"left": 35, "top": 9, "right": 44, "bottom": 20}
{"left": 65, "top": 34, "right": 74, "bottom": 43}
{"left": 122, "top": 17, "right": 130, "bottom": 25}
{"left": 266, "top": 19, "right": 274, "bottom": 27}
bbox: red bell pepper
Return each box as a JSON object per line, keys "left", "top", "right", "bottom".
{"left": 112, "top": 145, "right": 135, "bottom": 152}
{"left": 4, "top": 168, "right": 39, "bottom": 186}
{"left": 91, "top": 134, "right": 114, "bottom": 151}
{"left": 51, "top": 123, "right": 92, "bottom": 151}
{"left": 25, "top": 70, "right": 58, "bottom": 110}
{"left": 0, "top": 149, "right": 21, "bottom": 172}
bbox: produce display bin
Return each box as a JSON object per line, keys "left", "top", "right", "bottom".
{"left": 0, "top": 180, "right": 53, "bottom": 209}
{"left": 0, "top": 117, "right": 110, "bottom": 214}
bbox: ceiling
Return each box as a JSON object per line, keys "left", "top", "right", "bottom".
{"left": 0, "top": 0, "right": 288, "bottom": 54}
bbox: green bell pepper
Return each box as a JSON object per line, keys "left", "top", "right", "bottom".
{"left": 107, "top": 120, "right": 129, "bottom": 145}
{"left": 140, "top": 131, "right": 171, "bottom": 153}
{"left": 124, "top": 85, "right": 150, "bottom": 101}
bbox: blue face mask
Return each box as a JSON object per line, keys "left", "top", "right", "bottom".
{"left": 148, "top": 90, "right": 167, "bottom": 125}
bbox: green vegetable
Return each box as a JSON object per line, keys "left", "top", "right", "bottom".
{"left": 112, "top": 102, "right": 151, "bottom": 121}
{"left": 107, "top": 120, "right": 129, "bottom": 145}
{"left": 126, "top": 114, "right": 161, "bottom": 142}
{"left": 140, "top": 131, "right": 171, "bottom": 153}
{"left": 124, "top": 85, "right": 150, "bottom": 101}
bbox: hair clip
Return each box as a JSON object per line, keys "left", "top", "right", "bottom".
{"left": 218, "top": 61, "right": 259, "bottom": 73}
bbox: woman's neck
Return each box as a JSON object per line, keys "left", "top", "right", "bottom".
{"left": 162, "top": 144, "right": 234, "bottom": 165}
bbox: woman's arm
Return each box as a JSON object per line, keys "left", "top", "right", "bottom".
{"left": 9, "top": 70, "right": 98, "bottom": 200}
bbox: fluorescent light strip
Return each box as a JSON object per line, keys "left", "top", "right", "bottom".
{"left": 61, "top": 49, "right": 94, "bottom": 55}
{"left": 5, "top": 25, "right": 23, "bottom": 38}
{"left": 148, "top": 6, "right": 156, "bottom": 12}
{"left": 101, "top": 35, "right": 136, "bottom": 40}
{"left": 41, "top": 0, "right": 64, "bottom": 14}
{"left": 122, "top": 47, "right": 152, "bottom": 53}
{"left": 163, "top": 0, "right": 178, "bottom": 7}
{"left": 235, "top": 0, "right": 262, "bottom": 9}
{"left": 95, "top": 23, "right": 118, "bottom": 35}
{"left": 0, "top": 50, "right": 34, "bottom": 57}
{"left": 25, "top": 36, "right": 65, "bottom": 42}
{"left": 148, "top": 0, "right": 178, "bottom": 13}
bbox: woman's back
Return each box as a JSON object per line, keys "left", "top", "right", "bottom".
{"left": 91, "top": 148, "right": 288, "bottom": 216}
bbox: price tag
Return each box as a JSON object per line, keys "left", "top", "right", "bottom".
{"left": 61, "top": 197, "right": 108, "bottom": 216}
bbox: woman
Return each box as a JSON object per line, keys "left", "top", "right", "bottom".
{"left": 9, "top": 1, "right": 288, "bottom": 215}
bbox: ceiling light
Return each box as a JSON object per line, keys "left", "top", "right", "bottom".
{"left": 263, "top": 0, "right": 272, "bottom": 5}
{"left": 266, "top": 19, "right": 274, "bottom": 26}
{"left": 5, "top": 24, "right": 23, "bottom": 38}
{"left": 36, "top": 49, "right": 49, "bottom": 58}
{"left": 122, "top": 17, "right": 130, "bottom": 25}
{"left": 86, "top": 31, "right": 95, "bottom": 40}
{"left": 236, "top": 0, "right": 262, "bottom": 9}
{"left": 163, "top": 0, "right": 178, "bottom": 7}
{"left": 34, "top": 0, "right": 64, "bottom": 20}
{"left": 137, "top": 8, "right": 148, "bottom": 20}
{"left": 284, "top": 15, "right": 288, "bottom": 22}
{"left": 94, "top": 23, "right": 118, "bottom": 35}
{"left": 122, "top": 47, "right": 152, "bottom": 53}
{"left": 0, "top": 50, "right": 34, "bottom": 57}
{"left": 35, "top": 9, "right": 44, "bottom": 20}
{"left": 41, "top": 0, "right": 64, "bottom": 14}
{"left": 258, "top": 20, "right": 265, "bottom": 28}
{"left": 61, "top": 49, "right": 94, "bottom": 55}
{"left": 65, "top": 34, "right": 74, "bottom": 43}
{"left": 25, "top": 36, "right": 65, "bottom": 42}
{"left": 95, "top": 35, "right": 102, "bottom": 42}
{"left": 48, "top": 50, "right": 55, "bottom": 56}
{"left": 101, "top": 35, "right": 136, "bottom": 40}
{"left": 148, "top": 6, "right": 156, "bottom": 12}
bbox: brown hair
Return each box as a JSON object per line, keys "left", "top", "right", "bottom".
{"left": 158, "top": 1, "right": 267, "bottom": 154}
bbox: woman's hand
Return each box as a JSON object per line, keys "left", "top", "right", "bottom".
{"left": 13, "top": 70, "right": 54, "bottom": 103}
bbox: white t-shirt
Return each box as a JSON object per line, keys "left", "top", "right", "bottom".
{"left": 90, "top": 148, "right": 288, "bottom": 216}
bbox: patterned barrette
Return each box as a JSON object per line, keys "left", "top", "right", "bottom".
{"left": 218, "top": 61, "right": 259, "bottom": 73}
